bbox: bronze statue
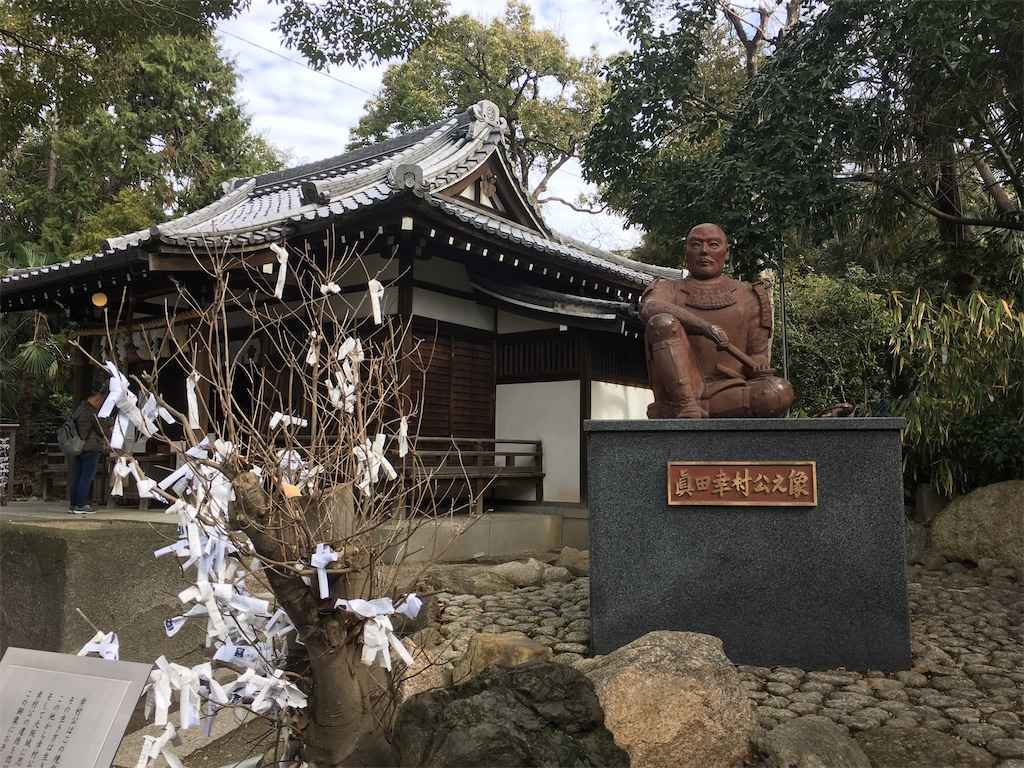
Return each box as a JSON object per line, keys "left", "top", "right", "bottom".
{"left": 640, "top": 223, "right": 794, "bottom": 418}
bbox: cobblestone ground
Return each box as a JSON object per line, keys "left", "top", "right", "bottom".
{"left": 432, "top": 563, "right": 1024, "bottom": 766}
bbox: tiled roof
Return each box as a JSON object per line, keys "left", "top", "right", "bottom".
{"left": 2, "top": 101, "right": 670, "bottom": 292}
{"left": 432, "top": 196, "right": 673, "bottom": 288}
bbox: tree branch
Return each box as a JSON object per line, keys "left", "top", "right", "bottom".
{"left": 530, "top": 154, "right": 572, "bottom": 200}
{"left": 536, "top": 195, "right": 609, "bottom": 215}
{"left": 841, "top": 172, "right": 1024, "bottom": 231}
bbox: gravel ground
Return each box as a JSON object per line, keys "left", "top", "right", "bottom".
{"left": 431, "top": 561, "right": 1024, "bottom": 766}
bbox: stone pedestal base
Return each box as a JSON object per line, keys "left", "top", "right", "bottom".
{"left": 585, "top": 418, "right": 911, "bottom": 671}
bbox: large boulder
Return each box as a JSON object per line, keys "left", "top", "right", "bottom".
{"left": 451, "top": 631, "right": 553, "bottom": 684}
{"left": 490, "top": 558, "right": 547, "bottom": 587}
{"left": 400, "top": 640, "right": 450, "bottom": 702}
{"left": 558, "top": 547, "right": 590, "bottom": 576}
{"left": 416, "top": 564, "right": 515, "bottom": 596}
{"left": 855, "top": 726, "right": 996, "bottom": 768}
{"left": 394, "top": 661, "right": 628, "bottom": 767}
{"left": 931, "top": 480, "right": 1024, "bottom": 572}
{"left": 753, "top": 716, "right": 872, "bottom": 768}
{"left": 584, "top": 631, "right": 755, "bottom": 768}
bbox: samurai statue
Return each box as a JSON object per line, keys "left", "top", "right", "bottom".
{"left": 640, "top": 223, "right": 794, "bottom": 418}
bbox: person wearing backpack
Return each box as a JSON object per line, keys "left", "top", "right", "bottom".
{"left": 64, "top": 386, "right": 110, "bottom": 514}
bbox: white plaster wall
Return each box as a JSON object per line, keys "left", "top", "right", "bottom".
{"left": 497, "top": 310, "right": 562, "bottom": 334}
{"left": 412, "top": 288, "right": 495, "bottom": 331}
{"left": 590, "top": 381, "right": 654, "bottom": 420}
{"left": 495, "top": 380, "right": 580, "bottom": 502}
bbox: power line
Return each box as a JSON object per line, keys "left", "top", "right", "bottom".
{"left": 140, "top": 0, "right": 377, "bottom": 97}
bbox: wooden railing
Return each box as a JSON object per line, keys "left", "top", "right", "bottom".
{"left": 400, "top": 437, "right": 544, "bottom": 513}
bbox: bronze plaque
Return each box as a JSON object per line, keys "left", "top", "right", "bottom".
{"left": 667, "top": 461, "right": 817, "bottom": 507}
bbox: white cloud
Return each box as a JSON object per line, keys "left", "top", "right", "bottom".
{"left": 216, "top": 0, "right": 641, "bottom": 250}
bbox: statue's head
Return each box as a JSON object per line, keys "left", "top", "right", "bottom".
{"left": 684, "top": 223, "right": 729, "bottom": 280}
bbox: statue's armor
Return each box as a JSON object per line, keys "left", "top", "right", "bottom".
{"left": 641, "top": 275, "right": 790, "bottom": 418}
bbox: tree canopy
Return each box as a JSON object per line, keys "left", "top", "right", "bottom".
{"left": 585, "top": 0, "right": 1024, "bottom": 277}
{"left": 272, "top": 0, "right": 448, "bottom": 68}
{"left": 348, "top": 1, "right": 606, "bottom": 206}
{"left": 1, "top": 2, "right": 281, "bottom": 261}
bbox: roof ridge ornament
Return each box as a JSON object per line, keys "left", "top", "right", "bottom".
{"left": 468, "top": 100, "right": 506, "bottom": 138}
{"left": 387, "top": 163, "right": 426, "bottom": 196}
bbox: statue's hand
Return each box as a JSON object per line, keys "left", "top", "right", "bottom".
{"left": 749, "top": 362, "right": 776, "bottom": 378}
{"left": 705, "top": 324, "right": 729, "bottom": 349}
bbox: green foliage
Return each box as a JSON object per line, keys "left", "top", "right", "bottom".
{"left": 349, "top": 1, "right": 606, "bottom": 199}
{"left": 586, "top": 0, "right": 1024, "bottom": 276}
{"left": 891, "top": 289, "right": 1024, "bottom": 494}
{"left": 945, "top": 414, "right": 1024, "bottom": 491}
{"left": 777, "top": 270, "right": 895, "bottom": 417}
{"left": 0, "top": 0, "right": 246, "bottom": 157}
{"left": 1, "top": 32, "right": 282, "bottom": 259}
{"left": 273, "top": 0, "right": 448, "bottom": 68}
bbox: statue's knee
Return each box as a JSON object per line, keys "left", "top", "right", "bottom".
{"left": 646, "top": 313, "right": 682, "bottom": 342}
{"left": 748, "top": 376, "right": 795, "bottom": 417}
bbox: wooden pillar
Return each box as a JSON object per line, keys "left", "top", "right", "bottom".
{"left": 579, "top": 332, "right": 592, "bottom": 505}
{"left": 194, "top": 334, "right": 213, "bottom": 438}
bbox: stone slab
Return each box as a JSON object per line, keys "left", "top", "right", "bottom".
{"left": 0, "top": 518, "right": 204, "bottom": 665}
{"left": 0, "top": 647, "right": 152, "bottom": 768}
{"left": 585, "top": 418, "right": 911, "bottom": 670}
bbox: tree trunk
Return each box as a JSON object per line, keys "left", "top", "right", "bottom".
{"left": 934, "top": 143, "right": 965, "bottom": 243}
{"left": 47, "top": 123, "right": 59, "bottom": 192}
{"left": 231, "top": 472, "right": 391, "bottom": 768}
{"left": 973, "top": 154, "right": 1019, "bottom": 214}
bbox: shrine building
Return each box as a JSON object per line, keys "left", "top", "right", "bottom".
{"left": 0, "top": 100, "right": 672, "bottom": 547}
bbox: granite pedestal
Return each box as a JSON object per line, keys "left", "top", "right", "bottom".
{"left": 585, "top": 418, "right": 911, "bottom": 670}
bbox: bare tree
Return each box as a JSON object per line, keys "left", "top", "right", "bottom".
{"left": 79, "top": 237, "right": 481, "bottom": 767}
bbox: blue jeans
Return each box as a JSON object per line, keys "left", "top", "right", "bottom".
{"left": 69, "top": 452, "right": 100, "bottom": 508}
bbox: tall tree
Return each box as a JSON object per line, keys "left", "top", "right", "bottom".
{"left": 585, "top": 0, "right": 1024, "bottom": 277}
{"left": 272, "top": 0, "right": 448, "bottom": 68}
{"left": 0, "top": 0, "right": 246, "bottom": 158}
{"left": 348, "top": 1, "right": 607, "bottom": 207}
{"left": 1, "top": 29, "right": 281, "bottom": 260}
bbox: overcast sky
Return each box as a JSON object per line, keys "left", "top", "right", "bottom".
{"left": 216, "top": 0, "right": 643, "bottom": 250}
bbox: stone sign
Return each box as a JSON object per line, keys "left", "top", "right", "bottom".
{"left": 0, "top": 647, "right": 151, "bottom": 768}
{"left": 668, "top": 461, "right": 817, "bottom": 506}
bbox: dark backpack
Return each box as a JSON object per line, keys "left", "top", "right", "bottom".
{"left": 57, "top": 408, "right": 96, "bottom": 457}
{"left": 56, "top": 414, "right": 84, "bottom": 456}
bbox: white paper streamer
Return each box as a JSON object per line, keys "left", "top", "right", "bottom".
{"left": 335, "top": 595, "right": 422, "bottom": 671}
{"left": 111, "top": 456, "right": 131, "bottom": 496}
{"left": 368, "top": 278, "right": 385, "bottom": 325}
{"left": 269, "top": 412, "right": 308, "bottom": 430}
{"left": 186, "top": 373, "right": 201, "bottom": 429}
{"left": 225, "top": 668, "right": 307, "bottom": 713}
{"left": 98, "top": 361, "right": 128, "bottom": 418}
{"left": 306, "top": 332, "right": 320, "bottom": 366}
{"left": 135, "top": 722, "right": 183, "bottom": 768}
{"left": 271, "top": 242, "right": 289, "bottom": 299}
{"left": 77, "top": 630, "right": 119, "bottom": 661}
{"left": 264, "top": 608, "right": 296, "bottom": 639}
{"left": 141, "top": 393, "right": 174, "bottom": 435}
{"left": 353, "top": 433, "right": 398, "bottom": 496}
{"left": 213, "top": 643, "right": 265, "bottom": 670}
{"left": 310, "top": 543, "right": 339, "bottom": 599}
{"left": 398, "top": 416, "right": 409, "bottom": 458}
